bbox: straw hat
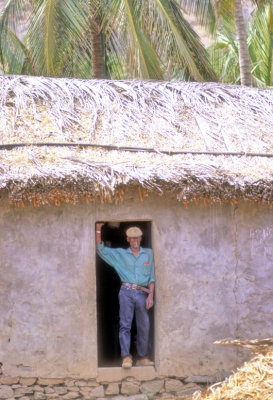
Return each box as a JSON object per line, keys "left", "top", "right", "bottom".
{"left": 126, "top": 227, "right": 143, "bottom": 237}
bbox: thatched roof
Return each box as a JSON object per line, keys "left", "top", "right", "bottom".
{"left": 0, "top": 75, "right": 273, "bottom": 207}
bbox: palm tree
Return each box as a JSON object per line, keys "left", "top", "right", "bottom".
{"left": 234, "top": 0, "right": 251, "bottom": 85}
{"left": 89, "top": 0, "right": 104, "bottom": 79}
{"left": 180, "top": 0, "right": 266, "bottom": 86}
{"left": 0, "top": 0, "right": 217, "bottom": 81}
{"left": 208, "top": 1, "right": 273, "bottom": 86}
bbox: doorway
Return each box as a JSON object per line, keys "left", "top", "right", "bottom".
{"left": 96, "top": 221, "right": 154, "bottom": 367}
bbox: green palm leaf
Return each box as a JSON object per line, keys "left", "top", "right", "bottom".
{"left": 0, "top": 26, "right": 33, "bottom": 74}
{"left": 28, "top": 0, "right": 88, "bottom": 76}
{"left": 249, "top": 3, "right": 273, "bottom": 86}
{"left": 180, "top": 0, "right": 216, "bottom": 34}
{"left": 123, "top": 0, "right": 164, "bottom": 79}
{"left": 0, "top": 0, "right": 216, "bottom": 81}
{"left": 209, "top": 2, "right": 273, "bottom": 87}
{"left": 102, "top": 0, "right": 216, "bottom": 80}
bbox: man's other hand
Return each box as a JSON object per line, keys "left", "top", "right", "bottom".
{"left": 146, "top": 294, "right": 154, "bottom": 310}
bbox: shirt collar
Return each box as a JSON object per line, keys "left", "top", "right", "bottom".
{"left": 126, "top": 246, "right": 144, "bottom": 255}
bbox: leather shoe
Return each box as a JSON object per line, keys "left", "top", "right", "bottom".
{"left": 135, "top": 357, "right": 154, "bottom": 366}
{"left": 122, "top": 357, "right": 132, "bottom": 368}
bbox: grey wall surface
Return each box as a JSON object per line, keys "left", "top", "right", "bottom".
{"left": 0, "top": 194, "right": 272, "bottom": 378}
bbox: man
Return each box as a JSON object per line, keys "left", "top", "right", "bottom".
{"left": 96, "top": 223, "right": 155, "bottom": 368}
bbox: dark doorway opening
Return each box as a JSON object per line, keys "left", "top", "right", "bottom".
{"left": 96, "top": 221, "right": 154, "bottom": 367}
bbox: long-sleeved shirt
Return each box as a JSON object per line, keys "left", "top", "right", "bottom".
{"left": 97, "top": 242, "right": 155, "bottom": 287}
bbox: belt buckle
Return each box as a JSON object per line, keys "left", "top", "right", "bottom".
{"left": 131, "top": 284, "right": 137, "bottom": 290}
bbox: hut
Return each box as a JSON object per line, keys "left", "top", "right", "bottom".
{"left": 0, "top": 75, "right": 273, "bottom": 396}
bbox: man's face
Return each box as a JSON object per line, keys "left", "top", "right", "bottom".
{"left": 127, "top": 236, "right": 142, "bottom": 250}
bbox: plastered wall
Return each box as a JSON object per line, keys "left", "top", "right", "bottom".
{"left": 0, "top": 193, "right": 272, "bottom": 378}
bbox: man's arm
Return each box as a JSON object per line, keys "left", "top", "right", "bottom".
{"left": 96, "top": 223, "right": 124, "bottom": 272}
{"left": 96, "top": 222, "right": 104, "bottom": 245}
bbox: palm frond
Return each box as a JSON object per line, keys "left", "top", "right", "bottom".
{"left": 123, "top": 0, "right": 164, "bottom": 79}
{"left": 180, "top": 0, "right": 216, "bottom": 34}
{"left": 0, "top": 0, "right": 28, "bottom": 32}
{"left": 0, "top": 26, "right": 26, "bottom": 73}
{"left": 27, "top": 0, "right": 88, "bottom": 76}
{"left": 209, "top": 3, "right": 273, "bottom": 87}
{"left": 248, "top": 3, "right": 273, "bottom": 86}
{"left": 100, "top": 0, "right": 216, "bottom": 81}
{"left": 154, "top": 0, "right": 216, "bottom": 81}
{"left": 208, "top": 28, "right": 240, "bottom": 83}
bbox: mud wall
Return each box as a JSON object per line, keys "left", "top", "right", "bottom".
{"left": 0, "top": 193, "right": 272, "bottom": 379}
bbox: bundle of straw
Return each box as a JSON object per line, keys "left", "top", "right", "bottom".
{"left": 193, "top": 340, "right": 273, "bottom": 400}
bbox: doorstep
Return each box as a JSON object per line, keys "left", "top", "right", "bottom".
{"left": 97, "top": 367, "right": 156, "bottom": 383}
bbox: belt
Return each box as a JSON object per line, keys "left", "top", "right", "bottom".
{"left": 122, "top": 282, "right": 151, "bottom": 294}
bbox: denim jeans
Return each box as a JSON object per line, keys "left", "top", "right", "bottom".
{"left": 118, "top": 285, "right": 150, "bottom": 359}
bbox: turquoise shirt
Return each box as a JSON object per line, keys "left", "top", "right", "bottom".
{"left": 97, "top": 242, "right": 155, "bottom": 287}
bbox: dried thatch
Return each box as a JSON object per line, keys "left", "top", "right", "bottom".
{"left": 0, "top": 75, "right": 273, "bottom": 206}
{"left": 194, "top": 344, "right": 273, "bottom": 400}
{"left": 213, "top": 338, "right": 273, "bottom": 354}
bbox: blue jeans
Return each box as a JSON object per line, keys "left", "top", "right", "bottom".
{"left": 118, "top": 285, "right": 150, "bottom": 359}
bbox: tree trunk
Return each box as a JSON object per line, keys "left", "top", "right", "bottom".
{"left": 89, "top": 2, "right": 104, "bottom": 79}
{"left": 234, "top": 0, "right": 251, "bottom": 86}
